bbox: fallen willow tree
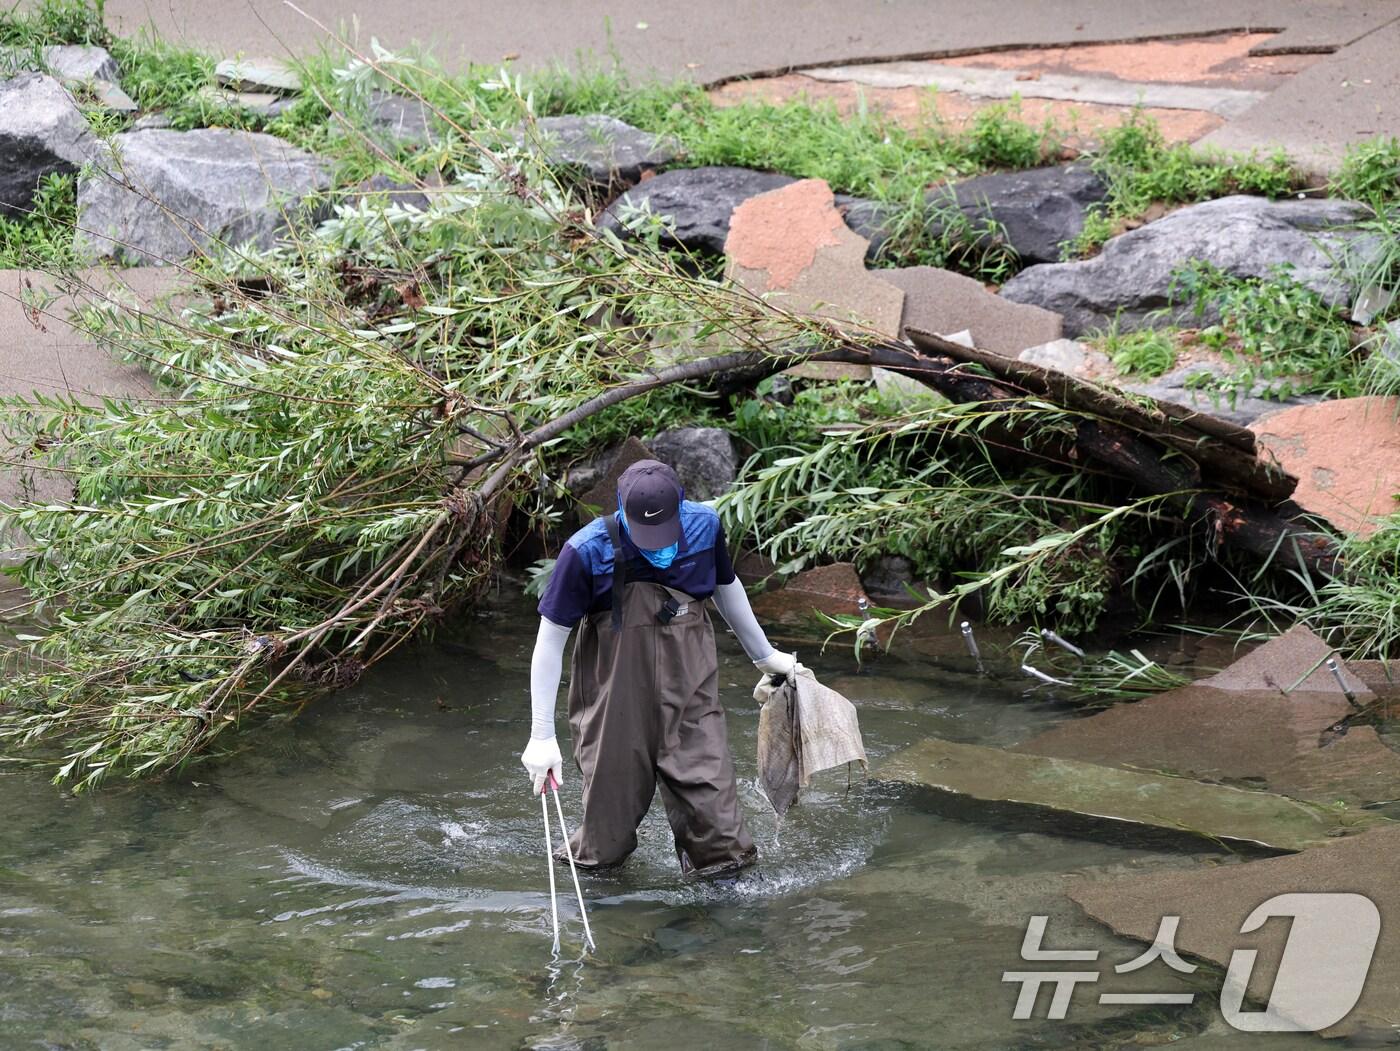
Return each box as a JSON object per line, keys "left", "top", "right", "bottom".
{"left": 0, "top": 60, "right": 1342, "bottom": 789}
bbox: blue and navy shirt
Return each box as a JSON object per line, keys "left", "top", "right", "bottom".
{"left": 538, "top": 501, "right": 736, "bottom": 628}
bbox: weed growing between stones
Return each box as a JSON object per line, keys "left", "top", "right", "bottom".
{"left": 1174, "top": 262, "right": 1363, "bottom": 401}
{"left": 1332, "top": 135, "right": 1400, "bottom": 206}
{"left": 0, "top": 173, "right": 78, "bottom": 268}
{"left": 1068, "top": 110, "right": 1299, "bottom": 257}
{"left": 1090, "top": 321, "right": 1179, "bottom": 379}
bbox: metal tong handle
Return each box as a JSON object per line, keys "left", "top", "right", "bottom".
{"left": 540, "top": 781, "right": 560, "bottom": 955}
{"left": 547, "top": 771, "right": 596, "bottom": 952}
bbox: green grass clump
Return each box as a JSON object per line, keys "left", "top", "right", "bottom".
{"left": 0, "top": 172, "right": 78, "bottom": 269}
{"left": 1092, "top": 322, "right": 1178, "bottom": 378}
{"left": 1068, "top": 111, "right": 1299, "bottom": 257}
{"left": 1174, "top": 262, "right": 1360, "bottom": 400}
{"left": 106, "top": 35, "right": 215, "bottom": 112}
{"left": 0, "top": 0, "right": 108, "bottom": 47}
{"left": 1332, "top": 136, "right": 1400, "bottom": 206}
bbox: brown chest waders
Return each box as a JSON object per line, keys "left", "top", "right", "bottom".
{"left": 562, "top": 529, "right": 757, "bottom": 876}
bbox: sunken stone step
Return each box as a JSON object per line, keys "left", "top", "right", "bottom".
{"left": 1071, "top": 825, "right": 1400, "bottom": 1040}
{"left": 878, "top": 736, "right": 1388, "bottom": 854}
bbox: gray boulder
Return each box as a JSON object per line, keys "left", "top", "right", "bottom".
{"left": 598, "top": 165, "right": 889, "bottom": 257}
{"left": 1000, "top": 196, "right": 1373, "bottom": 337}
{"left": 214, "top": 57, "right": 300, "bottom": 94}
{"left": 1017, "top": 338, "right": 1110, "bottom": 376}
{"left": 43, "top": 45, "right": 120, "bottom": 84}
{"left": 0, "top": 72, "right": 98, "bottom": 217}
{"left": 77, "top": 128, "right": 333, "bottom": 265}
{"left": 523, "top": 114, "right": 677, "bottom": 187}
{"left": 348, "top": 172, "right": 439, "bottom": 212}
{"left": 1125, "top": 363, "right": 1321, "bottom": 427}
{"left": 366, "top": 91, "right": 435, "bottom": 146}
{"left": 647, "top": 427, "right": 737, "bottom": 501}
{"left": 930, "top": 164, "right": 1107, "bottom": 264}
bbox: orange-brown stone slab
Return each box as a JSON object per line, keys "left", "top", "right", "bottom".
{"left": 1251, "top": 396, "right": 1400, "bottom": 537}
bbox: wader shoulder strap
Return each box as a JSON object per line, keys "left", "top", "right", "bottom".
{"left": 604, "top": 513, "right": 626, "bottom": 631}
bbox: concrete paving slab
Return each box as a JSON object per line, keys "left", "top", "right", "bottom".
{"left": 803, "top": 62, "right": 1267, "bottom": 118}
{"left": 877, "top": 266, "right": 1063, "bottom": 357}
{"left": 97, "top": 1, "right": 1388, "bottom": 84}
{"left": 92, "top": 1, "right": 1400, "bottom": 174}
{"left": 879, "top": 736, "right": 1388, "bottom": 853}
{"left": 1019, "top": 685, "right": 1400, "bottom": 808}
{"left": 1071, "top": 825, "right": 1400, "bottom": 1039}
{"left": 1200, "top": 18, "right": 1400, "bottom": 174}
{"left": 1248, "top": 4, "right": 1400, "bottom": 54}
{"left": 941, "top": 33, "right": 1322, "bottom": 91}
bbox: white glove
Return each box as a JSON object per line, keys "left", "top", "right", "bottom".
{"left": 521, "top": 736, "right": 563, "bottom": 796}
{"left": 754, "top": 650, "right": 798, "bottom": 680}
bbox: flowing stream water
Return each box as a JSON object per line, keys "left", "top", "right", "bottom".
{"left": 0, "top": 595, "right": 1337, "bottom": 1050}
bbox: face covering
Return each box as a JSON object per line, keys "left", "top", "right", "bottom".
{"left": 617, "top": 508, "right": 680, "bottom": 570}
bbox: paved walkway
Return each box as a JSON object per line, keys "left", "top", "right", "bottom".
{"left": 99, "top": 0, "right": 1400, "bottom": 173}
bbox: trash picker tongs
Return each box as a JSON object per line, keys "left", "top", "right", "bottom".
{"left": 541, "top": 771, "right": 595, "bottom": 953}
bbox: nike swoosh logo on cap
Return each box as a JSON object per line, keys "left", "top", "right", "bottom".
{"left": 643, "top": 508, "right": 663, "bottom": 519}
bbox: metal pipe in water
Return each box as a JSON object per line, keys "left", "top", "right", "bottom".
{"left": 1325, "top": 657, "right": 1360, "bottom": 708}
{"left": 1040, "top": 629, "right": 1085, "bottom": 659}
{"left": 961, "top": 621, "right": 985, "bottom": 675}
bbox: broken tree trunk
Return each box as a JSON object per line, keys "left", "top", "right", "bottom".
{"left": 886, "top": 328, "right": 1336, "bottom": 576}
{"left": 460, "top": 326, "right": 1335, "bottom": 576}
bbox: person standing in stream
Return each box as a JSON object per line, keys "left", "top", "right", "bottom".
{"left": 520, "top": 459, "right": 798, "bottom": 877}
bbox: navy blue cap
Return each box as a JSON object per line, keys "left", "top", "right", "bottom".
{"left": 618, "top": 459, "right": 683, "bottom": 549}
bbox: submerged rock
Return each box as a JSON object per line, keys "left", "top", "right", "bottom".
{"left": 1000, "top": 196, "right": 1373, "bottom": 337}
{"left": 877, "top": 264, "right": 1063, "bottom": 357}
{"left": 1194, "top": 623, "right": 1371, "bottom": 698}
{"left": 522, "top": 114, "right": 677, "bottom": 187}
{"left": 879, "top": 736, "right": 1387, "bottom": 853}
{"left": 77, "top": 128, "right": 333, "bottom": 264}
{"left": 1020, "top": 627, "right": 1391, "bottom": 806}
{"left": 929, "top": 163, "right": 1108, "bottom": 264}
{"left": 647, "top": 426, "right": 737, "bottom": 501}
{"left": 750, "top": 562, "right": 870, "bottom": 623}
{"left": 0, "top": 72, "right": 98, "bottom": 217}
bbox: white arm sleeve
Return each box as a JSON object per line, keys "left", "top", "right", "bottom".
{"left": 711, "top": 579, "right": 776, "bottom": 663}
{"left": 529, "top": 617, "right": 573, "bottom": 740}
